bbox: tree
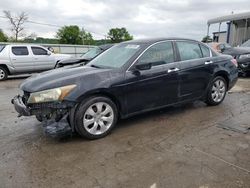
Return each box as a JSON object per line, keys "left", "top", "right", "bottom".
{"left": 3, "top": 10, "right": 28, "bottom": 41}
{"left": 107, "top": 27, "right": 133, "bottom": 43}
{"left": 80, "top": 28, "right": 95, "bottom": 45}
{"left": 56, "top": 26, "right": 95, "bottom": 45}
{"left": 201, "top": 35, "right": 212, "bottom": 43}
{"left": 0, "top": 29, "right": 8, "bottom": 42}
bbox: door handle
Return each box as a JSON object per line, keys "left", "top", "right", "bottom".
{"left": 205, "top": 61, "right": 213, "bottom": 65}
{"left": 167, "top": 68, "right": 179, "bottom": 73}
{"left": 12, "top": 58, "right": 16, "bottom": 61}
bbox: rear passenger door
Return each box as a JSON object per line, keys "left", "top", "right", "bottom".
{"left": 175, "top": 41, "right": 213, "bottom": 101}
{"left": 31, "top": 46, "right": 55, "bottom": 71}
{"left": 10, "top": 46, "right": 34, "bottom": 73}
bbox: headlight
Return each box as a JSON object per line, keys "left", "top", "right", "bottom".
{"left": 27, "top": 85, "right": 76, "bottom": 104}
{"left": 239, "top": 54, "right": 250, "bottom": 59}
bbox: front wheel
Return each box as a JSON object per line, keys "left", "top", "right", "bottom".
{"left": 75, "top": 96, "right": 118, "bottom": 139}
{"left": 205, "top": 76, "right": 227, "bottom": 106}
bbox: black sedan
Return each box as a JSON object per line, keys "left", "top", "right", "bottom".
{"left": 55, "top": 44, "right": 114, "bottom": 68}
{"left": 12, "top": 38, "right": 238, "bottom": 139}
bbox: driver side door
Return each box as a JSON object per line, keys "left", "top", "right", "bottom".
{"left": 122, "top": 41, "right": 180, "bottom": 115}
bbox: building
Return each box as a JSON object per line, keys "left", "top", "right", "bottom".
{"left": 207, "top": 11, "right": 250, "bottom": 46}
{"left": 212, "top": 31, "right": 227, "bottom": 43}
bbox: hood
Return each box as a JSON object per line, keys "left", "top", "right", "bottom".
{"left": 54, "top": 53, "right": 72, "bottom": 58}
{"left": 20, "top": 66, "right": 112, "bottom": 93}
{"left": 58, "top": 57, "right": 89, "bottom": 66}
{"left": 224, "top": 47, "right": 250, "bottom": 56}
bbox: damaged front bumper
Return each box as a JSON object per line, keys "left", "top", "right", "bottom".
{"left": 11, "top": 95, "right": 31, "bottom": 116}
{"left": 11, "top": 95, "right": 76, "bottom": 137}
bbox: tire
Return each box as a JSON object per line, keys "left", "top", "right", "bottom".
{"left": 205, "top": 76, "right": 227, "bottom": 106}
{"left": 0, "top": 67, "right": 8, "bottom": 81}
{"left": 75, "top": 96, "right": 118, "bottom": 139}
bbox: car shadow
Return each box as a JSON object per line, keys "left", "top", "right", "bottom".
{"left": 116, "top": 101, "right": 206, "bottom": 129}
{"left": 55, "top": 101, "right": 207, "bottom": 142}
{"left": 8, "top": 75, "right": 31, "bottom": 80}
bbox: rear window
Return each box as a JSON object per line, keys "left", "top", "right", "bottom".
{"left": 176, "top": 41, "right": 202, "bottom": 61}
{"left": 12, "top": 47, "right": 29, "bottom": 56}
{"left": 200, "top": 44, "right": 210, "bottom": 57}
{"left": 0, "top": 45, "right": 5, "bottom": 52}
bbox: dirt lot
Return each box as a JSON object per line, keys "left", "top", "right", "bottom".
{"left": 0, "top": 76, "right": 250, "bottom": 188}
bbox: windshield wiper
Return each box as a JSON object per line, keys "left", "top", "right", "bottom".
{"left": 90, "top": 64, "right": 102, "bottom": 68}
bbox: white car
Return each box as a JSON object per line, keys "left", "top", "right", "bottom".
{"left": 0, "top": 44, "right": 71, "bottom": 81}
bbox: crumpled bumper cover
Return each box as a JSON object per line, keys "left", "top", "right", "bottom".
{"left": 11, "top": 95, "right": 30, "bottom": 116}
{"left": 11, "top": 95, "right": 75, "bottom": 137}
{"left": 43, "top": 115, "right": 72, "bottom": 138}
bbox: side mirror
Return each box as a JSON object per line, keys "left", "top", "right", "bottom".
{"left": 135, "top": 63, "right": 152, "bottom": 71}
{"left": 47, "top": 51, "right": 52, "bottom": 56}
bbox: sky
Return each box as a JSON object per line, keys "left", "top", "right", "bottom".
{"left": 0, "top": 0, "right": 250, "bottom": 41}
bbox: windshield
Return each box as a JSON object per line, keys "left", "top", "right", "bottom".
{"left": 89, "top": 43, "right": 141, "bottom": 68}
{"left": 80, "top": 47, "right": 103, "bottom": 59}
{"left": 241, "top": 40, "right": 250, "bottom": 47}
{"left": 0, "top": 45, "right": 5, "bottom": 52}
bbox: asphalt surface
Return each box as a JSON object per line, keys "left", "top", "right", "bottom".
{"left": 0, "top": 76, "right": 250, "bottom": 188}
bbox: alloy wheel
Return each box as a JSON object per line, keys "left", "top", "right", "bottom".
{"left": 83, "top": 102, "right": 114, "bottom": 135}
{"left": 211, "top": 79, "right": 226, "bottom": 102}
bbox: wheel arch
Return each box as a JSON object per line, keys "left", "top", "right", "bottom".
{"left": 0, "top": 64, "right": 10, "bottom": 75}
{"left": 76, "top": 89, "right": 123, "bottom": 117}
{"left": 213, "top": 70, "right": 230, "bottom": 90}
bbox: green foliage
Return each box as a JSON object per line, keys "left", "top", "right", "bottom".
{"left": 0, "top": 29, "right": 8, "bottom": 42}
{"left": 56, "top": 25, "right": 95, "bottom": 45}
{"left": 107, "top": 27, "right": 133, "bottom": 43}
{"left": 202, "top": 35, "right": 212, "bottom": 43}
{"left": 56, "top": 25, "right": 82, "bottom": 44}
{"left": 80, "top": 29, "right": 95, "bottom": 45}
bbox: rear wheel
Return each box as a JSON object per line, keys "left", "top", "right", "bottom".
{"left": 75, "top": 96, "right": 118, "bottom": 139}
{"left": 206, "top": 76, "right": 227, "bottom": 106}
{"left": 0, "top": 67, "right": 8, "bottom": 81}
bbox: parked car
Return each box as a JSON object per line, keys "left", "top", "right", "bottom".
{"left": 55, "top": 44, "right": 114, "bottom": 68}
{"left": 12, "top": 38, "right": 238, "bottom": 139}
{"left": 0, "top": 44, "right": 71, "bottom": 81}
{"left": 208, "top": 42, "right": 250, "bottom": 75}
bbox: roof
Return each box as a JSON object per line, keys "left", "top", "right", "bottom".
{"left": 207, "top": 11, "right": 250, "bottom": 25}
{"left": 122, "top": 37, "right": 200, "bottom": 45}
{"left": 212, "top": 31, "right": 227, "bottom": 34}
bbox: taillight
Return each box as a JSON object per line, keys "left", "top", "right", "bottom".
{"left": 231, "top": 59, "right": 238, "bottom": 67}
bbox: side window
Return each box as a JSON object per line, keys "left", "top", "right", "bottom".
{"left": 200, "top": 44, "right": 210, "bottom": 57}
{"left": 31, "top": 47, "right": 48, "bottom": 55}
{"left": 137, "top": 42, "right": 174, "bottom": 67}
{"left": 176, "top": 41, "right": 202, "bottom": 61}
{"left": 12, "top": 47, "right": 29, "bottom": 56}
